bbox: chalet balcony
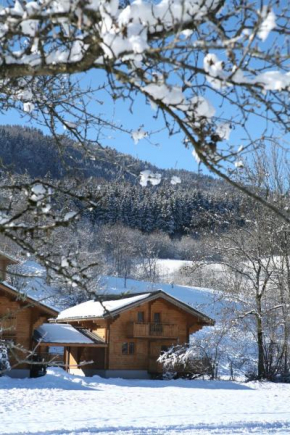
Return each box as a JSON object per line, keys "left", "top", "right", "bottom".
{"left": 129, "top": 322, "right": 178, "bottom": 339}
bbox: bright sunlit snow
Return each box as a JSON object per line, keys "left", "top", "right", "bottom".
{"left": 2, "top": 259, "right": 290, "bottom": 434}
{"left": 57, "top": 293, "right": 151, "bottom": 320}
{"left": 1, "top": 368, "right": 290, "bottom": 434}
{"left": 35, "top": 323, "right": 95, "bottom": 344}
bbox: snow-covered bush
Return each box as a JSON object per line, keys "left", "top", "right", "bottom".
{"left": 158, "top": 344, "right": 213, "bottom": 379}
{"left": 0, "top": 341, "right": 11, "bottom": 375}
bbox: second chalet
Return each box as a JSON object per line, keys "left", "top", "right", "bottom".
{"left": 0, "top": 250, "right": 58, "bottom": 378}
{"left": 35, "top": 291, "right": 214, "bottom": 379}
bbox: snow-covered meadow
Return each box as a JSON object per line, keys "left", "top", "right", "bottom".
{"left": 17, "top": 259, "right": 224, "bottom": 316}
{"left": 1, "top": 368, "right": 290, "bottom": 435}
{"left": 15, "top": 259, "right": 256, "bottom": 377}
{"left": 1, "top": 259, "right": 289, "bottom": 434}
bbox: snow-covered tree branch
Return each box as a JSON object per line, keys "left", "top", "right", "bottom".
{"left": 0, "top": 0, "right": 288, "bottom": 219}
{"left": 0, "top": 0, "right": 288, "bottom": 281}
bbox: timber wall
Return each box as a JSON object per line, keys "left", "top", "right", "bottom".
{"left": 0, "top": 289, "right": 51, "bottom": 368}
{"left": 108, "top": 298, "right": 202, "bottom": 372}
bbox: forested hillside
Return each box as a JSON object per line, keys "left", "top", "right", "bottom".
{"left": 0, "top": 125, "right": 245, "bottom": 235}
{"left": 94, "top": 183, "right": 244, "bottom": 235}
{"left": 0, "top": 125, "right": 217, "bottom": 186}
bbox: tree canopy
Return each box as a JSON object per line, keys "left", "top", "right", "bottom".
{"left": 0, "top": 1, "right": 289, "bottom": 208}
{"left": 0, "top": 0, "right": 289, "bottom": 280}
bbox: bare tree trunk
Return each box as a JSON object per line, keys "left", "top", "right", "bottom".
{"left": 256, "top": 309, "right": 265, "bottom": 379}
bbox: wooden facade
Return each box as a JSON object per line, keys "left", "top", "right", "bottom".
{"left": 56, "top": 292, "right": 214, "bottom": 376}
{"left": 0, "top": 282, "right": 58, "bottom": 373}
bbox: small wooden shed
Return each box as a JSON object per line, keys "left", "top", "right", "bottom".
{"left": 34, "top": 323, "right": 107, "bottom": 371}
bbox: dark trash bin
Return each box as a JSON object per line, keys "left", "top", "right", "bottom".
{"left": 30, "top": 354, "right": 47, "bottom": 378}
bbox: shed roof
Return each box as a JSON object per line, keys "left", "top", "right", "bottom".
{"left": 56, "top": 290, "right": 214, "bottom": 325}
{"left": 34, "top": 323, "right": 106, "bottom": 346}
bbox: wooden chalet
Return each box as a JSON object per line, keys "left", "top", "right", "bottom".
{"left": 0, "top": 252, "right": 58, "bottom": 377}
{"left": 36, "top": 291, "right": 214, "bottom": 379}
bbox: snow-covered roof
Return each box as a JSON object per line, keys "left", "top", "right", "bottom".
{"left": 57, "top": 293, "right": 151, "bottom": 321}
{"left": 34, "top": 323, "right": 105, "bottom": 345}
{"left": 56, "top": 291, "right": 214, "bottom": 325}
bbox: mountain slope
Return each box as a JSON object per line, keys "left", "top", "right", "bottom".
{"left": 0, "top": 125, "right": 225, "bottom": 188}
{"left": 0, "top": 125, "right": 246, "bottom": 235}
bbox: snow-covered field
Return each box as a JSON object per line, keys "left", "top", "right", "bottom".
{"left": 1, "top": 368, "right": 290, "bottom": 435}
{"left": 14, "top": 260, "right": 255, "bottom": 376}
{"left": 18, "top": 260, "right": 226, "bottom": 317}
{"left": 18, "top": 262, "right": 252, "bottom": 376}
{"left": 102, "top": 275, "right": 223, "bottom": 319}
{"left": 2, "top": 260, "right": 289, "bottom": 434}
{"left": 154, "top": 259, "right": 192, "bottom": 279}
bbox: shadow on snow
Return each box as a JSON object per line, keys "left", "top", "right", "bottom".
{"left": 0, "top": 367, "right": 253, "bottom": 391}
{"left": 92, "top": 377, "right": 254, "bottom": 390}
{"left": 6, "top": 420, "right": 290, "bottom": 435}
{"left": 0, "top": 372, "right": 99, "bottom": 391}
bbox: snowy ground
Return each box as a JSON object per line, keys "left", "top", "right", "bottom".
{"left": 1, "top": 368, "right": 290, "bottom": 435}
{"left": 15, "top": 261, "right": 254, "bottom": 376}
{"left": 17, "top": 259, "right": 225, "bottom": 316}
{"left": 2, "top": 262, "right": 287, "bottom": 434}
{"left": 154, "top": 259, "right": 192, "bottom": 279}
{"left": 18, "top": 260, "right": 226, "bottom": 317}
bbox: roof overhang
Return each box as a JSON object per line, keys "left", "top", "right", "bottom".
{"left": 55, "top": 317, "right": 108, "bottom": 323}
{"left": 38, "top": 342, "right": 107, "bottom": 347}
{"left": 0, "top": 282, "right": 58, "bottom": 317}
{"left": 55, "top": 291, "right": 215, "bottom": 326}
{"left": 105, "top": 291, "right": 215, "bottom": 326}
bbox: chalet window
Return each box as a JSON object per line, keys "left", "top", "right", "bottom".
{"left": 151, "top": 313, "right": 162, "bottom": 335}
{"left": 0, "top": 315, "right": 17, "bottom": 340}
{"left": 122, "top": 342, "right": 135, "bottom": 355}
{"left": 137, "top": 311, "right": 144, "bottom": 323}
{"left": 153, "top": 313, "right": 161, "bottom": 323}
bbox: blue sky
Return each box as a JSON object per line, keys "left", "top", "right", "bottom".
{"left": 0, "top": 73, "right": 202, "bottom": 173}
{"left": 100, "top": 91, "right": 200, "bottom": 172}
{"left": 0, "top": 64, "right": 275, "bottom": 176}
{"left": 0, "top": 1, "right": 286, "bottom": 179}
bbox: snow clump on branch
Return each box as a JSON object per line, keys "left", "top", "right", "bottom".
{"left": 170, "top": 176, "right": 181, "bottom": 185}
{"left": 131, "top": 129, "right": 147, "bottom": 144}
{"left": 1, "top": 0, "right": 221, "bottom": 63}
{"left": 204, "top": 52, "right": 290, "bottom": 92}
{"left": 258, "top": 7, "right": 276, "bottom": 42}
{"left": 140, "top": 170, "right": 162, "bottom": 187}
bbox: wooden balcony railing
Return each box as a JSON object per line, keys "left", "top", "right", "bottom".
{"left": 130, "top": 322, "right": 178, "bottom": 338}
